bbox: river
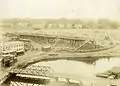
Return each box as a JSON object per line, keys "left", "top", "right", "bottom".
{"left": 32, "top": 57, "right": 120, "bottom": 86}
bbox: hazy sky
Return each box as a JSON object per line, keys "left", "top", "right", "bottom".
{"left": 1, "top": 0, "right": 120, "bottom": 19}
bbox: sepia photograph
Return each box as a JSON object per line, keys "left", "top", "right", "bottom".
{"left": 0, "top": 0, "right": 120, "bottom": 86}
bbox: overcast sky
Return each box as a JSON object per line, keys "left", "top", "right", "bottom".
{"left": 0, "top": 0, "right": 120, "bottom": 20}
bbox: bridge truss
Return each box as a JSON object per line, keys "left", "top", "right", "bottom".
{"left": 2, "top": 65, "right": 54, "bottom": 86}
{"left": 10, "top": 65, "right": 54, "bottom": 76}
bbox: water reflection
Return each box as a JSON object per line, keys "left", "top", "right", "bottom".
{"left": 94, "top": 57, "right": 120, "bottom": 73}
{"left": 33, "top": 57, "right": 120, "bottom": 77}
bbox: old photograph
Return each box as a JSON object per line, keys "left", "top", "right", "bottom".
{"left": 0, "top": 0, "right": 120, "bottom": 86}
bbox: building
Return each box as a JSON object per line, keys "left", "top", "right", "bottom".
{"left": 18, "top": 39, "right": 32, "bottom": 51}
{"left": 0, "top": 41, "right": 25, "bottom": 56}
{"left": 41, "top": 45, "right": 51, "bottom": 52}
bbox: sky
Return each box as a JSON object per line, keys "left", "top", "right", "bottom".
{"left": 0, "top": 0, "right": 120, "bottom": 20}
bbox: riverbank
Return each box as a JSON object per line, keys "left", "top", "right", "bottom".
{"left": 16, "top": 44, "right": 120, "bottom": 68}
{"left": 2, "top": 42, "right": 120, "bottom": 70}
